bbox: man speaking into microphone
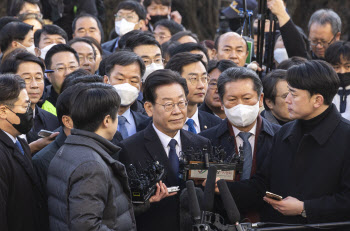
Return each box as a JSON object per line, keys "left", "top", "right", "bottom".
{"left": 218, "top": 60, "right": 350, "bottom": 225}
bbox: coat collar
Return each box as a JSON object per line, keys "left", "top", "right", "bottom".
{"left": 282, "top": 104, "right": 341, "bottom": 145}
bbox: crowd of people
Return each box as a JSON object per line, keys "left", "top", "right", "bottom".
{"left": 1, "top": 0, "right": 350, "bottom": 230}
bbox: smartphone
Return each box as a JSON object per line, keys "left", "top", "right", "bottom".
{"left": 266, "top": 191, "right": 283, "bottom": 201}
{"left": 38, "top": 129, "right": 54, "bottom": 138}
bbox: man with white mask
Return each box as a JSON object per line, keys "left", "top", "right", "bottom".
{"left": 123, "top": 31, "right": 164, "bottom": 82}
{"left": 102, "top": 1, "right": 146, "bottom": 53}
{"left": 200, "top": 67, "right": 280, "bottom": 182}
{"left": 104, "top": 50, "right": 148, "bottom": 139}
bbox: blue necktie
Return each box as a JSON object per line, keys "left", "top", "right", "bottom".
{"left": 118, "top": 116, "right": 129, "bottom": 139}
{"left": 238, "top": 132, "right": 252, "bottom": 180}
{"left": 15, "top": 140, "right": 24, "bottom": 155}
{"left": 168, "top": 139, "right": 179, "bottom": 177}
{"left": 186, "top": 119, "right": 197, "bottom": 134}
{"left": 338, "top": 89, "right": 350, "bottom": 113}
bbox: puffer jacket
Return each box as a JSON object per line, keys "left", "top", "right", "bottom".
{"left": 47, "top": 128, "right": 137, "bottom": 231}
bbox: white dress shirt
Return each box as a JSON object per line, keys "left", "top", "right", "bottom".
{"left": 183, "top": 108, "right": 201, "bottom": 133}
{"left": 232, "top": 122, "right": 257, "bottom": 157}
{"left": 333, "top": 86, "right": 350, "bottom": 121}
{"left": 153, "top": 123, "right": 182, "bottom": 157}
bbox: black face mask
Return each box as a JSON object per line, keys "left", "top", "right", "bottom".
{"left": 337, "top": 72, "right": 350, "bottom": 88}
{"left": 7, "top": 106, "right": 34, "bottom": 134}
{"left": 149, "top": 15, "right": 168, "bottom": 25}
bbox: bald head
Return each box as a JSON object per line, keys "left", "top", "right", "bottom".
{"left": 216, "top": 32, "right": 248, "bottom": 67}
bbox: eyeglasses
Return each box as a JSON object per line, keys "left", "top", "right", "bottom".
{"left": 155, "top": 100, "right": 188, "bottom": 112}
{"left": 186, "top": 74, "right": 210, "bottom": 85}
{"left": 22, "top": 76, "right": 44, "bottom": 84}
{"left": 49, "top": 65, "right": 79, "bottom": 74}
{"left": 78, "top": 55, "right": 95, "bottom": 63}
{"left": 208, "top": 79, "right": 217, "bottom": 89}
{"left": 7, "top": 101, "right": 31, "bottom": 113}
{"left": 154, "top": 34, "right": 171, "bottom": 41}
{"left": 143, "top": 57, "right": 164, "bottom": 66}
{"left": 115, "top": 13, "right": 136, "bottom": 22}
{"left": 309, "top": 33, "right": 337, "bottom": 48}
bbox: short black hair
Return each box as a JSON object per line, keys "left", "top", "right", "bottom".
{"left": 105, "top": 50, "right": 145, "bottom": 77}
{"left": 83, "top": 36, "right": 103, "bottom": 56}
{"left": 161, "top": 40, "right": 180, "bottom": 60}
{"left": 262, "top": 70, "right": 287, "bottom": 111}
{"left": 287, "top": 60, "right": 340, "bottom": 105}
{"left": 60, "top": 68, "right": 91, "bottom": 93}
{"left": 154, "top": 19, "right": 184, "bottom": 35}
{"left": 0, "top": 16, "right": 21, "bottom": 31}
{"left": 56, "top": 83, "right": 90, "bottom": 127}
{"left": 143, "top": 0, "right": 171, "bottom": 8}
{"left": 44, "top": 44, "right": 79, "bottom": 69}
{"left": 34, "top": 24, "right": 68, "bottom": 47}
{"left": 0, "top": 74, "right": 26, "bottom": 106}
{"left": 118, "top": 30, "right": 147, "bottom": 50}
{"left": 218, "top": 67, "right": 263, "bottom": 101}
{"left": 325, "top": 41, "right": 350, "bottom": 65}
{"left": 68, "top": 37, "right": 96, "bottom": 58}
{"left": 124, "top": 32, "right": 162, "bottom": 52}
{"left": 165, "top": 52, "right": 207, "bottom": 75}
{"left": 7, "top": 0, "right": 41, "bottom": 16}
{"left": 169, "top": 42, "right": 209, "bottom": 63}
{"left": 0, "top": 21, "right": 33, "bottom": 53}
{"left": 70, "top": 83, "right": 121, "bottom": 132}
{"left": 116, "top": 1, "right": 146, "bottom": 20}
{"left": 0, "top": 51, "right": 45, "bottom": 74}
{"left": 277, "top": 56, "right": 308, "bottom": 70}
{"left": 170, "top": 31, "right": 199, "bottom": 43}
{"left": 207, "top": 59, "right": 237, "bottom": 73}
{"left": 72, "top": 13, "right": 104, "bottom": 43}
{"left": 143, "top": 69, "right": 188, "bottom": 104}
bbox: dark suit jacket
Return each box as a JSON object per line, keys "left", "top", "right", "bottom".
{"left": 118, "top": 124, "right": 211, "bottom": 231}
{"left": 200, "top": 116, "right": 280, "bottom": 176}
{"left": 198, "top": 102, "right": 214, "bottom": 115}
{"left": 0, "top": 130, "right": 48, "bottom": 231}
{"left": 198, "top": 110, "right": 222, "bottom": 131}
{"left": 101, "top": 37, "right": 119, "bottom": 53}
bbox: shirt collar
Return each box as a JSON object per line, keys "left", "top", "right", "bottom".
{"left": 3, "top": 130, "right": 17, "bottom": 143}
{"left": 186, "top": 108, "right": 200, "bottom": 127}
{"left": 232, "top": 121, "right": 257, "bottom": 137}
{"left": 152, "top": 123, "right": 181, "bottom": 150}
{"left": 119, "top": 108, "right": 132, "bottom": 124}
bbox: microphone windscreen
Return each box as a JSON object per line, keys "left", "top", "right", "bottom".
{"left": 180, "top": 185, "right": 204, "bottom": 231}
{"left": 217, "top": 179, "right": 240, "bottom": 224}
{"left": 186, "top": 181, "right": 202, "bottom": 222}
{"left": 203, "top": 165, "right": 217, "bottom": 212}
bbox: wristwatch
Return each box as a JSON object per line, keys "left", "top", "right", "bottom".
{"left": 301, "top": 208, "right": 307, "bottom": 218}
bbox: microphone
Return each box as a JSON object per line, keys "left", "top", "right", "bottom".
{"left": 217, "top": 179, "right": 241, "bottom": 224}
{"left": 186, "top": 180, "right": 202, "bottom": 225}
{"left": 202, "top": 165, "right": 217, "bottom": 212}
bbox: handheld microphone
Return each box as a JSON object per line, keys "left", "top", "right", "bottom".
{"left": 217, "top": 179, "right": 241, "bottom": 224}
{"left": 186, "top": 180, "right": 202, "bottom": 225}
{"left": 202, "top": 165, "right": 217, "bottom": 212}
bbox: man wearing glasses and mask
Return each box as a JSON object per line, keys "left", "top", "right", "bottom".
{"left": 119, "top": 69, "right": 211, "bottom": 231}
{"left": 0, "top": 74, "right": 48, "bottom": 231}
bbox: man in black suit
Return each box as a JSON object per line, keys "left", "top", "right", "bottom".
{"left": 119, "top": 69, "right": 211, "bottom": 231}
{"left": 166, "top": 52, "right": 222, "bottom": 134}
{"left": 0, "top": 74, "right": 48, "bottom": 230}
{"left": 104, "top": 50, "right": 148, "bottom": 139}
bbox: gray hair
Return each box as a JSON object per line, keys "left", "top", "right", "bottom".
{"left": 217, "top": 67, "right": 263, "bottom": 101}
{"left": 308, "top": 9, "right": 342, "bottom": 35}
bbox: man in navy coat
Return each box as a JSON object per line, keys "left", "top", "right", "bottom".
{"left": 119, "top": 69, "right": 211, "bottom": 231}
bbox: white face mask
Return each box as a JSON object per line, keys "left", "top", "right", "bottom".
{"left": 224, "top": 101, "right": 260, "bottom": 127}
{"left": 115, "top": 19, "right": 136, "bottom": 37}
{"left": 40, "top": 43, "right": 56, "bottom": 60}
{"left": 113, "top": 83, "right": 140, "bottom": 106}
{"left": 142, "top": 63, "right": 163, "bottom": 82}
{"left": 17, "top": 42, "right": 36, "bottom": 56}
{"left": 274, "top": 48, "right": 289, "bottom": 64}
